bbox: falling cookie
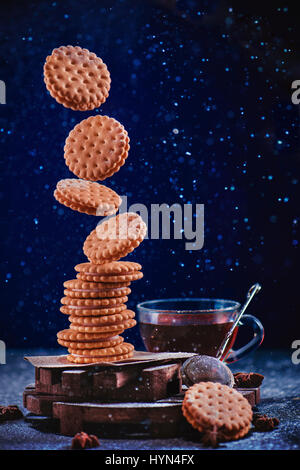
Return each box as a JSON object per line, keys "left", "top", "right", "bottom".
{"left": 54, "top": 179, "right": 122, "bottom": 216}
{"left": 64, "top": 115, "right": 129, "bottom": 181}
{"left": 83, "top": 212, "right": 147, "bottom": 264}
{"left": 44, "top": 45, "right": 111, "bottom": 111}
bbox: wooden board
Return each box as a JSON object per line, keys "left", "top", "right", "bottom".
{"left": 24, "top": 385, "right": 260, "bottom": 437}
{"left": 23, "top": 354, "right": 261, "bottom": 437}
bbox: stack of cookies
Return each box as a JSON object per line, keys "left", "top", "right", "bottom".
{"left": 57, "top": 259, "right": 144, "bottom": 364}
{"left": 43, "top": 45, "right": 147, "bottom": 363}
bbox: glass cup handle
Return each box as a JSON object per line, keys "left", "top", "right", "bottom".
{"left": 224, "top": 314, "right": 264, "bottom": 364}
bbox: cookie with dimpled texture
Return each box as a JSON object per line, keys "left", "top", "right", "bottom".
{"left": 57, "top": 334, "right": 124, "bottom": 350}
{"left": 64, "top": 115, "right": 129, "bottom": 181}
{"left": 60, "top": 303, "right": 127, "bottom": 316}
{"left": 68, "top": 342, "right": 134, "bottom": 358}
{"left": 83, "top": 212, "right": 147, "bottom": 264}
{"left": 76, "top": 271, "right": 143, "bottom": 283}
{"left": 44, "top": 45, "right": 111, "bottom": 111}
{"left": 61, "top": 296, "right": 128, "bottom": 307}
{"left": 74, "top": 276, "right": 131, "bottom": 287}
{"left": 69, "top": 309, "right": 135, "bottom": 326}
{"left": 63, "top": 280, "right": 131, "bottom": 299}
{"left": 182, "top": 382, "right": 253, "bottom": 442}
{"left": 54, "top": 179, "right": 122, "bottom": 216}
{"left": 67, "top": 350, "right": 134, "bottom": 364}
{"left": 70, "top": 318, "right": 136, "bottom": 333}
{"left": 57, "top": 329, "right": 124, "bottom": 342}
{"left": 75, "top": 260, "right": 142, "bottom": 282}
{"left": 63, "top": 279, "right": 131, "bottom": 293}
{"left": 75, "top": 261, "right": 142, "bottom": 275}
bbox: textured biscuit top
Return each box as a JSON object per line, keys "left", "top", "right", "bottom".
{"left": 74, "top": 261, "right": 142, "bottom": 275}
{"left": 54, "top": 179, "right": 122, "bottom": 216}
{"left": 44, "top": 45, "right": 111, "bottom": 111}
{"left": 83, "top": 213, "right": 147, "bottom": 264}
{"left": 183, "top": 382, "right": 253, "bottom": 433}
{"left": 64, "top": 115, "right": 129, "bottom": 181}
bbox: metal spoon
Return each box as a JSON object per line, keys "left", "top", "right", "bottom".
{"left": 216, "top": 283, "right": 262, "bottom": 361}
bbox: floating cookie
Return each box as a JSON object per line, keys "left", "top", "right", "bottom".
{"left": 69, "top": 309, "right": 135, "bottom": 326}
{"left": 70, "top": 318, "right": 136, "bottom": 333}
{"left": 58, "top": 335, "right": 124, "bottom": 349}
{"left": 182, "top": 382, "right": 253, "bottom": 442}
{"left": 44, "top": 45, "right": 111, "bottom": 111}
{"left": 83, "top": 213, "right": 147, "bottom": 264}
{"left": 64, "top": 115, "right": 129, "bottom": 181}
{"left": 57, "top": 329, "right": 122, "bottom": 342}
{"left": 60, "top": 303, "right": 127, "bottom": 316}
{"left": 67, "top": 350, "right": 134, "bottom": 364}
{"left": 54, "top": 179, "right": 121, "bottom": 216}
{"left": 68, "top": 342, "right": 134, "bottom": 357}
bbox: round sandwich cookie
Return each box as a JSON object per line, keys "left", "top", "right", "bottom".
{"left": 83, "top": 213, "right": 147, "bottom": 264}
{"left": 68, "top": 309, "right": 135, "bottom": 326}
{"left": 60, "top": 303, "right": 127, "bottom": 316}
{"left": 67, "top": 342, "right": 134, "bottom": 357}
{"left": 69, "top": 318, "right": 136, "bottom": 333}
{"left": 57, "top": 329, "right": 124, "bottom": 342}
{"left": 75, "top": 261, "right": 142, "bottom": 275}
{"left": 67, "top": 350, "right": 134, "bottom": 364}
{"left": 44, "top": 45, "right": 111, "bottom": 111}
{"left": 64, "top": 115, "right": 129, "bottom": 181}
{"left": 182, "top": 382, "right": 253, "bottom": 442}
{"left": 63, "top": 280, "right": 131, "bottom": 299}
{"left": 57, "top": 334, "right": 124, "bottom": 349}
{"left": 61, "top": 296, "right": 128, "bottom": 307}
{"left": 54, "top": 179, "right": 121, "bottom": 216}
{"left": 75, "top": 275, "right": 131, "bottom": 287}
{"left": 76, "top": 271, "right": 143, "bottom": 283}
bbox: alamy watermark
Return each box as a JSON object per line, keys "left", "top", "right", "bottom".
{"left": 96, "top": 196, "right": 204, "bottom": 251}
{"left": 0, "top": 80, "right": 6, "bottom": 104}
{"left": 291, "top": 80, "right": 300, "bottom": 105}
{"left": 291, "top": 339, "right": 300, "bottom": 365}
{"left": 0, "top": 340, "right": 6, "bottom": 364}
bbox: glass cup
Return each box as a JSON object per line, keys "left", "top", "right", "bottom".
{"left": 137, "top": 298, "right": 264, "bottom": 363}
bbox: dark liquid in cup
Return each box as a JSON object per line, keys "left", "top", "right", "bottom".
{"left": 140, "top": 321, "right": 238, "bottom": 358}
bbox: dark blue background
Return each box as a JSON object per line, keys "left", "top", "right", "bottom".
{"left": 0, "top": 0, "right": 299, "bottom": 349}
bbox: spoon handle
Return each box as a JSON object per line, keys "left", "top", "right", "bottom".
{"left": 216, "top": 283, "right": 262, "bottom": 360}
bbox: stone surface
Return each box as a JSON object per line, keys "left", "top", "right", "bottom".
{"left": 0, "top": 348, "right": 299, "bottom": 450}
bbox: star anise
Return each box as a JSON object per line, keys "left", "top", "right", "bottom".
{"left": 234, "top": 372, "right": 264, "bottom": 388}
{"left": 0, "top": 405, "right": 23, "bottom": 422}
{"left": 252, "top": 413, "right": 279, "bottom": 432}
{"left": 71, "top": 432, "right": 100, "bottom": 449}
{"left": 201, "top": 424, "right": 226, "bottom": 448}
